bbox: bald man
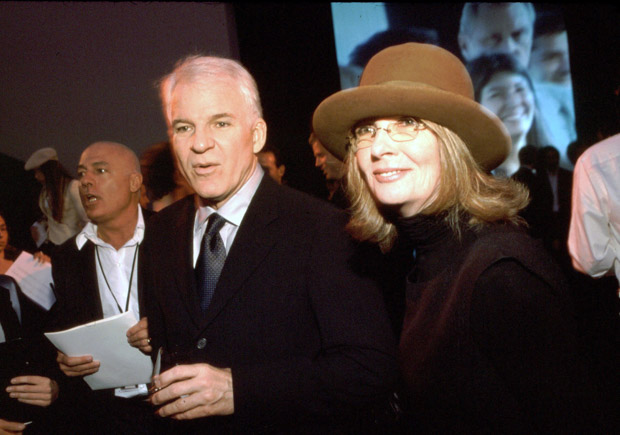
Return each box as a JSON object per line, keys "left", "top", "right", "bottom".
{"left": 47, "top": 141, "right": 155, "bottom": 434}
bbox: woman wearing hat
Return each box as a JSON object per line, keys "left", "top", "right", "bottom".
{"left": 313, "top": 43, "right": 609, "bottom": 433}
{"left": 24, "top": 148, "right": 88, "bottom": 255}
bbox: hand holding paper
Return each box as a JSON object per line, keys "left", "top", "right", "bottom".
{"left": 45, "top": 312, "right": 153, "bottom": 390}
{"left": 56, "top": 352, "right": 100, "bottom": 377}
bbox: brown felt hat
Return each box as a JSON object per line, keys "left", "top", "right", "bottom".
{"left": 312, "top": 43, "right": 510, "bottom": 170}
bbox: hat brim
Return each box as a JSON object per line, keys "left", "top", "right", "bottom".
{"left": 312, "top": 81, "right": 510, "bottom": 171}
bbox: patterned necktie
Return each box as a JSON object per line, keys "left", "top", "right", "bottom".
{"left": 196, "top": 213, "right": 227, "bottom": 313}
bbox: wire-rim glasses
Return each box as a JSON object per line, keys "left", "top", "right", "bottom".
{"left": 349, "top": 117, "right": 425, "bottom": 152}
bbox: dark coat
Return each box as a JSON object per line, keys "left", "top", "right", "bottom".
{"left": 142, "top": 175, "right": 398, "bottom": 433}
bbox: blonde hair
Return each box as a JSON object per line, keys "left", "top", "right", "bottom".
{"left": 345, "top": 120, "right": 529, "bottom": 252}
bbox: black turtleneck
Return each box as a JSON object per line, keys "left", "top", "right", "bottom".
{"left": 394, "top": 213, "right": 473, "bottom": 283}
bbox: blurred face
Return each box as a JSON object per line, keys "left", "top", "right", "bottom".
{"left": 77, "top": 144, "right": 140, "bottom": 226}
{"left": 529, "top": 31, "right": 571, "bottom": 86}
{"left": 257, "top": 151, "right": 284, "bottom": 184}
{"left": 170, "top": 79, "right": 266, "bottom": 209}
{"left": 34, "top": 168, "right": 45, "bottom": 184}
{"left": 311, "top": 140, "right": 343, "bottom": 180}
{"left": 480, "top": 72, "right": 535, "bottom": 140}
{"left": 460, "top": 3, "right": 533, "bottom": 67}
{"left": 0, "top": 215, "right": 8, "bottom": 253}
{"left": 355, "top": 118, "right": 441, "bottom": 217}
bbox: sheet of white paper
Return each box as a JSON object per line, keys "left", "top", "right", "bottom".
{"left": 5, "top": 251, "right": 55, "bottom": 310}
{"left": 30, "top": 220, "right": 48, "bottom": 248}
{"left": 44, "top": 311, "right": 153, "bottom": 390}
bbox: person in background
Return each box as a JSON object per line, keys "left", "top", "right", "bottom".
{"left": 256, "top": 144, "right": 286, "bottom": 185}
{"left": 313, "top": 42, "right": 612, "bottom": 433}
{"left": 511, "top": 144, "right": 541, "bottom": 234}
{"left": 529, "top": 10, "right": 577, "bottom": 166}
{"left": 140, "top": 141, "right": 193, "bottom": 212}
{"left": 568, "top": 133, "right": 620, "bottom": 293}
{"left": 458, "top": 2, "right": 535, "bottom": 68}
{"left": 309, "top": 131, "right": 348, "bottom": 208}
{"left": 468, "top": 53, "right": 553, "bottom": 177}
{"left": 0, "top": 213, "right": 21, "bottom": 276}
{"left": 47, "top": 141, "right": 155, "bottom": 434}
{"left": 567, "top": 132, "right": 620, "bottom": 423}
{"left": 24, "top": 148, "right": 88, "bottom": 256}
{"left": 1, "top": 210, "right": 61, "bottom": 434}
{"left": 535, "top": 145, "right": 573, "bottom": 273}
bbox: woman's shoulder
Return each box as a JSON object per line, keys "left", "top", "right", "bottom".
{"left": 467, "top": 223, "right": 567, "bottom": 293}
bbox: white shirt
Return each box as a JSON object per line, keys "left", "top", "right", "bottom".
{"left": 76, "top": 206, "right": 145, "bottom": 319}
{"left": 568, "top": 133, "right": 620, "bottom": 289}
{"left": 192, "top": 165, "right": 264, "bottom": 267}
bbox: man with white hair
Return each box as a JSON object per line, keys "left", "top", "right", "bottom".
{"left": 143, "top": 55, "right": 397, "bottom": 433}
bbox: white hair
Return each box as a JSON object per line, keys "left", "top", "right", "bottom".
{"left": 158, "top": 55, "right": 263, "bottom": 127}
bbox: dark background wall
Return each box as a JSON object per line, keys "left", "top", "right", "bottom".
{"left": 1, "top": 2, "right": 618, "bottom": 253}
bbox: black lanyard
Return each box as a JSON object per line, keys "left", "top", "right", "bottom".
{"left": 95, "top": 244, "right": 139, "bottom": 314}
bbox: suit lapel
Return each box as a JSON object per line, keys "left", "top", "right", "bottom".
{"left": 79, "top": 242, "right": 104, "bottom": 320}
{"left": 200, "top": 177, "right": 280, "bottom": 328}
{"left": 170, "top": 197, "right": 204, "bottom": 328}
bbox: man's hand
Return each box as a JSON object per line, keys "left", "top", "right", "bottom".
{"left": 56, "top": 351, "right": 100, "bottom": 377}
{"left": 127, "top": 317, "right": 152, "bottom": 354}
{"left": 150, "top": 363, "right": 234, "bottom": 419}
{"left": 6, "top": 376, "right": 58, "bottom": 407}
{"left": 0, "top": 418, "right": 25, "bottom": 434}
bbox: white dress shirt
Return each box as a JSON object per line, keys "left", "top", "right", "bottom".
{"left": 568, "top": 133, "right": 620, "bottom": 291}
{"left": 76, "top": 206, "right": 145, "bottom": 319}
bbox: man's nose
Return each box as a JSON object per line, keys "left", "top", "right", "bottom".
{"left": 191, "top": 129, "right": 213, "bottom": 153}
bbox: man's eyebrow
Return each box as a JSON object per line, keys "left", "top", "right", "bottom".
{"left": 172, "top": 113, "right": 234, "bottom": 125}
{"left": 77, "top": 161, "right": 109, "bottom": 170}
{"left": 210, "top": 113, "right": 233, "bottom": 120}
{"left": 172, "top": 118, "right": 193, "bottom": 126}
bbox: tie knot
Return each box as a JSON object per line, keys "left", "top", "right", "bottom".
{"left": 206, "top": 213, "right": 226, "bottom": 237}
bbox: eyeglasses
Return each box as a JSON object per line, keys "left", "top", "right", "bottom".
{"left": 350, "top": 117, "right": 425, "bottom": 151}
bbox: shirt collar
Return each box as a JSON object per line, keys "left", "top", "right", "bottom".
{"left": 194, "top": 164, "right": 264, "bottom": 232}
{"left": 76, "top": 205, "right": 145, "bottom": 250}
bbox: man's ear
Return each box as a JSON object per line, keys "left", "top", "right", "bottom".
{"left": 130, "top": 173, "right": 143, "bottom": 193}
{"left": 252, "top": 119, "right": 267, "bottom": 154}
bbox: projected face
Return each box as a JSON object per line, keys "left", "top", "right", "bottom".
{"left": 479, "top": 71, "right": 535, "bottom": 142}
{"left": 529, "top": 31, "right": 571, "bottom": 86}
{"left": 459, "top": 3, "right": 534, "bottom": 68}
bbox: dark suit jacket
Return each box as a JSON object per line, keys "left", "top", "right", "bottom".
{"left": 142, "top": 175, "right": 398, "bottom": 433}
{"left": 511, "top": 166, "right": 539, "bottom": 231}
{"left": 532, "top": 167, "right": 573, "bottom": 245}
